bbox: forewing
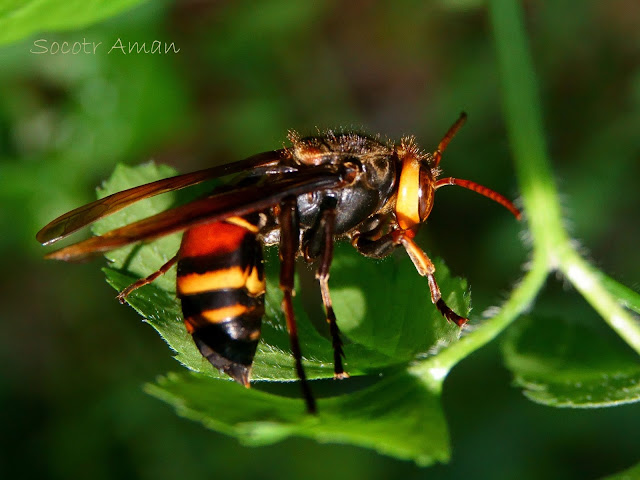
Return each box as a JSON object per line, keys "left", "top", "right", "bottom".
{"left": 36, "top": 150, "right": 284, "bottom": 245}
{"left": 45, "top": 166, "right": 345, "bottom": 262}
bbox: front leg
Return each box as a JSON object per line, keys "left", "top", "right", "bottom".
{"left": 392, "top": 229, "right": 468, "bottom": 327}
{"left": 351, "top": 214, "right": 397, "bottom": 258}
{"left": 354, "top": 225, "right": 467, "bottom": 327}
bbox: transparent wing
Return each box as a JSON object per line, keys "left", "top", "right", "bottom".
{"left": 45, "top": 165, "right": 346, "bottom": 262}
{"left": 37, "top": 150, "right": 284, "bottom": 245}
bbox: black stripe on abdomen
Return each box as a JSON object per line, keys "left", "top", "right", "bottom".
{"left": 177, "top": 218, "right": 266, "bottom": 386}
{"left": 191, "top": 313, "right": 263, "bottom": 386}
{"left": 192, "top": 313, "right": 262, "bottom": 365}
{"left": 180, "top": 288, "right": 263, "bottom": 319}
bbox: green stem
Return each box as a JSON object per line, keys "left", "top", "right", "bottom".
{"left": 600, "top": 274, "right": 640, "bottom": 315}
{"left": 558, "top": 249, "right": 640, "bottom": 354}
{"left": 413, "top": 0, "right": 640, "bottom": 389}
{"left": 414, "top": 0, "right": 564, "bottom": 386}
{"left": 488, "top": 0, "right": 567, "bottom": 264}
{"left": 410, "top": 252, "right": 548, "bottom": 390}
{"left": 490, "top": 0, "right": 640, "bottom": 356}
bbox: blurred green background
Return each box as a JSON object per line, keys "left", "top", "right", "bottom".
{"left": 1, "top": 1, "right": 639, "bottom": 478}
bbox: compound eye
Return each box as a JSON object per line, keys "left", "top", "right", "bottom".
{"left": 418, "top": 166, "right": 435, "bottom": 222}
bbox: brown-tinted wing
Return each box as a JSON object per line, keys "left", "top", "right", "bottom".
{"left": 36, "top": 150, "right": 284, "bottom": 246}
{"left": 45, "top": 166, "right": 346, "bottom": 262}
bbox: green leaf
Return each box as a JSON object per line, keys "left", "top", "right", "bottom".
{"left": 502, "top": 316, "right": 640, "bottom": 408}
{"left": 146, "top": 369, "right": 450, "bottom": 467}
{"left": 600, "top": 461, "right": 640, "bottom": 480}
{"left": 0, "top": 0, "right": 147, "bottom": 46}
{"left": 600, "top": 273, "right": 640, "bottom": 316}
{"left": 94, "top": 162, "right": 471, "bottom": 463}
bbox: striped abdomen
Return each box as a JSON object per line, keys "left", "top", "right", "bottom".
{"left": 177, "top": 214, "right": 266, "bottom": 386}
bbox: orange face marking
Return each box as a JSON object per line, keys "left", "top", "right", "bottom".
{"left": 395, "top": 156, "right": 421, "bottom": 230}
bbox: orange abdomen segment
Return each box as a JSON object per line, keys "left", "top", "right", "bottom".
{"left": 177, "top": 215, "right": 265, "bottom": 386}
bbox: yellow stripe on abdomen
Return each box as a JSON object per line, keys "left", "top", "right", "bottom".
{"left": 177, "top": 266, "right": 248, "bottom": 295}
{"left": 245, "top": 266, "right": 266, "bottom": 296}
{"left": 200, "top": 304, "right": 251, "bottom": 324}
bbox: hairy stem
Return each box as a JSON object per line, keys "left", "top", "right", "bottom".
{"left": 413, "top": 0, "right": 640, "bottom": 388}
{"left": 558, "top": 249, "right": 640, "bottom": 354}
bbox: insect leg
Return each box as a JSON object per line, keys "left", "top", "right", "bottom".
{"left": 314, "top": 200, "right": 349, "bottom": 379}
{"left": 393, "top": 231, "right": 468, "bottom": 327}
{"left": 116, "top": 254, "right": 178, "bottom": 304}
{"left": 352, "top": 216, "right": 397, "bottom": 259}
{"left": 279, "top": 197, "right": 317, "bottom": 414}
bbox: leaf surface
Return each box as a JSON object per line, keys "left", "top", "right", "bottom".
{"left": 0, "top": 0, "right": 146, "bottom": 46}
{"left": 94, "top": 163, "right": 472, "bottom": 464}
{"left": 503, "top": 316, "right": 640, "bottom": 407}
